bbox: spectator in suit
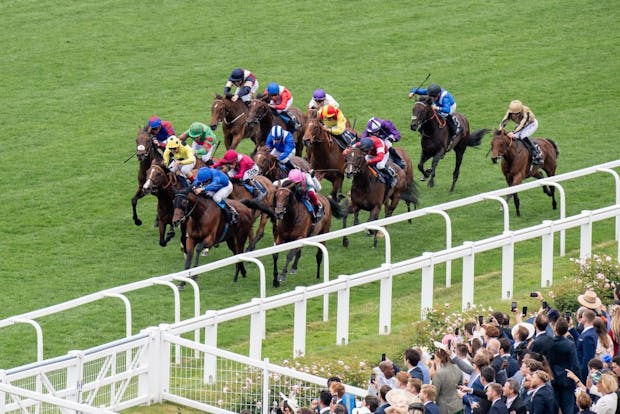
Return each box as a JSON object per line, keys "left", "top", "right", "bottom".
{"left": 328, "top": 377, "right": 357, "bottom": 414}
{"left": 420, "top": 385, "right": 441, "bottom": 414}
{"left": 487, "top": 339, "right": 507, "bottom": 386}
{"left": 430, "top": 342, "right": 463, "bottom": 414}
{"left": 576, "top": 309, "right": 598, "bottom": 383}
{"left": 413, "top": 347, "right": 432, "bottom": 384}
{"left": 376, "top": 385, "right": 393, "bottom": 414}
{"left": 530, "top": 314, "right": 553, "bottom": 359}
{"left": 319, "top": 390, "right": 333, "bottom": 414}
{"left": 527, "top": 371, "right": 556, "bottom": 414}
{"left": 405, "top": 349, "right": 426, "bottom": 383}
{"left": 330, "top": 382, "right": 350, "bottom": 414}
{"left": 510, "top": 323, "right": 534, "bottom": 364}
{"left": 502, "top": 379, "right": 526, "bottom": 414}
{"left": 354, "top": 395, "right": 380, "bottom": 414}
{"left": 485, "top": 383, "right": 508, "bottom": 414}
{"left": 461, "top": 366, "right": 495, "bottom": 414}
{"left": 611, "top": 356, "right": 620, "bottom": 382}
{"left": 548, "top": 317, "right": 580, "bottom": 414}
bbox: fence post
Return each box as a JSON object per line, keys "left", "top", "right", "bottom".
{"left": 262, "top": 358, "right": 271, "bottom": 414}
{"left": 66, "top": 351, "right": 85, "bottom": 404}
{"left": 203, "top": 310, "right": 218, "bottom": 384}
{"left": 462, "top": 242, "right": 475, "bottom": 310}
{"left": 379, "top": 264, "right": 393, "bottom": 335}
{"left": 502, "top": 232, "right": 514, "bottom": 299}
{"left": 250, "top": 299, "right": 263, "bottom": 359}
{"left": 293, "top": 287, "right": 307, "bottom": 358}
{"left": 541, "top": 221, "right": 554, "bottom": 287}
{"left": 140, "top": 326, "right": 163, "bottom": 404}
{"left": 421, "top": 252, "right": 434, "bottom": 319}
{"left": 336, "top": 275, "right": 350, "bottom": 345}
{"left": 580, "top": 210, "right": 593, "bottom": 261}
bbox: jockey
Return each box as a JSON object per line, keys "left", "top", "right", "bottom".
{"left": 355, "top": 137, "right": 393, "bottom": 186}
{"left": 212, "top": 149, "right": 265, "bottom": 199}
{"left": 265, "top": 82, "right": 300, "bottom": 131}
{"left": 319, "top": 104, "right": 356, "bottom": 148}
{"left": 223, "top": 67, "right": 259, "bottom": 104}
{"left": 409, "top": 83, "right": 462, "bottom": 148}
{"left": 178, "top": 122, "right": 219, "bottom": 163}
{"left": 287, "top": 169, "right": 324, "bottom": 221}
{"left": 147, "top": 116, "right": 175, "bottom": 149}
{"left": 499, "top": 100, "right": 543, "bottom": 166}
{"left": 192, "top": 167, "right": 239, "bottom": 223}
{"left": 163, "top": 136, "right": 196, "bottom": 186}
{"left": 307, "top": 88, "right": 339, "bottom": 111}
{"left": 362, "top": 116, "right": 404, "bottom": 169}
{"left": 265, "top": 125, "right": 296, "bottom": 172}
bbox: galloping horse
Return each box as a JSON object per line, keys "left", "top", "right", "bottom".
{"left": 490, "top": 128, "right": 559, "bottom": 216}
{"left": 268, "top": 183, "right": 343, "bottom": 287}
{"left": 142, "top": 163, "right": 186, "bottom": 248}
{"left": 302, "top": 116, "right": 346, "bottom": 200}
{"left": 132, "top": 127, "right": 163, "bottom": 226}
{"left": 252, "top": 146, "right": 311, "bottom": 182}
{"left": 245, "top": 97, "right": 306, "bottom": 156}
{"left": 172, "top": 189, "right": 256, "bottom": 285}
{"left": 342, "top": 147, "right": 419, "bottom": 248}
{"left": 410, "top": 96, "right": 489, "bottom": 191}
{"left": 209, "top": 94, "right": 248, "bottom": 150}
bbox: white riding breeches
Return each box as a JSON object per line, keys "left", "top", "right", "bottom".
{"left": 270, "top": 149, "right": 291, "bottom": 163}
{"left": 212, "top": 182, "right": 233, "bottom": 203}
{"left": 514, "top": 119, "right": 539, "bottom": 139}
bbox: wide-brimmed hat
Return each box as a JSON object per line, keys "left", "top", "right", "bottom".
{"left": 578, "top": 290, "right": 602, "bottom": 310}
{"left": 511, "top": 322, "right": 535, "bottom": 340}
{"left": 433, "top": 341, "right": 448, "bottom": 352}
{"left": 386, "top": 389, "right": 417, "bottom": 412}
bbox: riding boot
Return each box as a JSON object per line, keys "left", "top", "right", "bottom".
{"left": 313, "top": 202, "right": 324, "bottom": 222}
{"left": 389, "top": 147, "right": 405, "bottom": 170}
{"left": 284, "top": 160, "right": 296, "bottom": 172}
{"left": 380, "top": 168, "right": 393, "bottom": 187}
{"left": 445, "top": 115, "right": 457, "bottom": 149}
{"left": 251, "top": 179, "right": 267, "bottom": 200}
{"left": 522, "top": 137, "right": 543, "bottom": 166}
{"left": 219, "top": 200, "right": 239, "bottom": 224}
{"left": 286, "top": 110, "right": 301, "bottom": 130}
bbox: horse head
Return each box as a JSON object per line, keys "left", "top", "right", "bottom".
{"left": 410, "top": 96, "right": 433, "bottom": 131}
{"left": 143, "top": 162, "right": 172, "bottom": 194}
{"left": 253, "top": 146, "right": 273, "bottom": 175}
{"left": 490, "top": 128, "right": 512, "bottom": 164}
{"left": 274, "top": 184, "right": 294, "bottom": 220}
{"left": 302, "top": 117, "right": 326, "bottom": 148}
{"left": 343, "top": 147, "right": 365, "bottom": 178}
{"left": 172, "top": 188, "right": 192, "bottom": 226}
{"left": 136, "top": 127, "right": 155, "bottom": 161}
{"left": 209, "top": 95, "right": 227, "bottom": 131}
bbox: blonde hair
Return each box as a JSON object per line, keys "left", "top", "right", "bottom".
{"left": 532, "top": 370, "right": 550, "bottom": 383}
{"left": 610, "top": 305, "right": 620, "bottom": 343}
{"left": 421, "top": 384, "right": 437, "bottom": 401}
{"left": 598, "top": 372, "right": 619, "bottom": 394}
{"left": 576, "top": 391, "right": 592, "bottom": 410}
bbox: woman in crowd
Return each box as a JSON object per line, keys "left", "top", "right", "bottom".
{"left": 430, "top": 343, "right": 463, "bottom": 414}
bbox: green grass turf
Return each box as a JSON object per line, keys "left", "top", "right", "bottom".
{"left": 0, "top": 0, "right": 618, "bottom": 370}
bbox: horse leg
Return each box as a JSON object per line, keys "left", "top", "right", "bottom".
{"left": 427, "top": 152, "right": 443, "bottom": 188}
{"left": 289, "top": 248, "right": 303, "bottom": 275}
{"left": 131, "top": 190, "right": 144, "bottom": 226}
{"left": 279, "top": 248, "right": 300, "bottom": 281}
{"left": 417, "top": 153, "right": 432, "bottom": 181}
{"left": 450, "top": 148, "right": 465, "bottom": 192}
{"left": 193, "top": 242, "right": 207, "bottom": 267}
{"left": 513, "top": 192, "right": 521, "bottom": 217}
{"left": 342, "top": 202, "right": 353, "bottom": 248}
{"left": 247, "top": 214, "right": 267, "bottom": 252}
{"left": 272, "top": 253, "right": 280, "bottom": 287}
{"left": 315, "top": 246, "right": 324, "bottom": 279}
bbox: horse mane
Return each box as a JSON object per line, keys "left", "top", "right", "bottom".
{"left": 255, "top": 93, "right": 270, "bottom": 102}
{"left": 419, "top": 95, "right": 433, "bottom": 105}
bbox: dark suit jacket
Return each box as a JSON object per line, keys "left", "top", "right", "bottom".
{"left": 488, "top": 399, "right": 508, "bottom": 414}
{"left": 505, "top": 395, "right": 526, "bottom": 414}
{"left": 528, "top": 384, "right": 556, "bottom": 414}
{"left": 575, "top": 327, "right": 597, "bottom": 383}
{"left": 530, "top": 332, "right": 554, "bottom": 358}
{"left": 548, "top": 335, "right": 580, "bottom": 388}
{"left": 471, "top": 387, "right": 491, "bottom": 414}
{"left": 375, "top": 403, "right": 390, "bottom": 414}
{"left": 424, "top": 402, "right": 440, "bottom": 414}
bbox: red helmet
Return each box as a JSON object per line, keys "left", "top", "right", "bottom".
{"left": 221, "top": 149, "right": 238, "bottom": 163}
{"left": 320, "top": 105, "right": 339, "bottom": 119}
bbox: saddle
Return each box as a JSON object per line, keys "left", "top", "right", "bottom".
{"left": 331, "top": 130, "right": 357, "bottom": 150}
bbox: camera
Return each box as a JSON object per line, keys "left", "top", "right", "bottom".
{"left": 522, "top": 306, "right": 528, "bottom": 316}
{"left": 455, "top": 327, "right": 460, "bottom": 336}
{"left": 511, "top": 301, "right": 517, "bottom": 312}
{"left": 565, "top": 311, "right": 572, "bottom": 319}
{"left": 332, "top": 395, "right": 338, "bottom": 405}
{"left": 542, "top": 301, "right": 548, "bottom": 310}
{"left": 530, "top": 292, "right": 538, "bottom": 297}
{"left": 370, "top": 373, "right": 376, "bottom": 383}
{"left": 478, "top": 315, "right": 483, "bottom": 325}
{"left": 381, "top": 353, "right": 386, "bottom": 362}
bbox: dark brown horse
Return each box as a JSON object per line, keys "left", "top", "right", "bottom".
{"left": 132, "top": 127, "right": 163, "bottom": 226}
{"left": 172, "top": 189, "right": 256, "bottom": 286}
{"left": 142, "top": 163, "right": 187, "bottom": 248}
{"left": 209, "top": 94, "right": 248, "bottom": 150}
{"left": 490, "top": 128, "right": 559, "bottom": 216}
{"left": 268, "top": 183, "right": 343, "bottom": 287}
{"left": 245, "top": 97, "right": 306, "bottom": 156}
{"left": 341, "top": 147, "right": 419, "bottom": 248}
{"left": 410, "top": 96, "right": 489, "bottom": 191}
{"left": 302, "top": 116, "right": 346, "bottom": 200}
{"left": 252, "top": 146, "right": 311, "bottom": 182}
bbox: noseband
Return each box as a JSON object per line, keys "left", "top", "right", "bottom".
{"left": 174, "top": 192, "right": 198, "bottom": 223}
{"left": 247, "top": 102, "right": 268, "bottom": 124}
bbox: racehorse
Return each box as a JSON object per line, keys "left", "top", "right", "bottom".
{"left": 410, "top": 96, "right": 489, "bottom": 191}
{"left": 209, "top": 94, "right": 248, "bottom": 150}
{"left": 267, "top": 182, "right": 343, "bottom": 287}
{"left": 341, "top": 147, "right": 419, "bottom": 248}
{"left": 142, "top": 162, "right": 187, "bottom": 248}
{"left": 245, "top": 97, "right": 306, "bottom": 156}
{"left": 302, "top": 116, "right": 346, "bottom": 200}
{"left": 490, "top": 128, "right": 559, "bottom": 216}
{"left": 172, "top": 188, "right": 256, "bottom": 285}
{"left": 132, "top": 127, "right": 163, "bottom": 226}
{"left": 227, "top": 175, "right": 276, "bottom": 251}
{"left": 252, "top": 146, "right": 312, "bottom": 182}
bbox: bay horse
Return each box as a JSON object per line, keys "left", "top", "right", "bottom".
{"left": 490, "top": 128, "right": 559, "bottom": 216}
{"left": 267, "top": 182, "right": 343, "bottom": 287}
{"left": 245, "top": 97, "right": 306, "bottom": 156}
{"left": 410, "top": 96, "right": 489, "bottom": 191}
{"left": 142, "top": 163, "right": 187, "bottom": 248}
{"left": 171, "top": 189, "right": 256, "bottom": 286}
{"left": 302, "top": 116, "right": 346, "bottom": 200}
{"left": 209, "top": 94, "right": 248, "bottom": 150}
{"left": 132, "top": 127, "right": 163, "bottom": 226}
{"left": 252, "top": 146, "right": 312, "bottom": 182}
{"left": 341, "top": 147, "right": 419, "bottom": 248}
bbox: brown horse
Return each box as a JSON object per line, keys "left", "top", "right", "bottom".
{"left": 252, "top": 146, "right": 312, "bottom": 182}
{"left": 132, "top": 127, "right": 163, "bottom": 226}
{"left": 490, "top": 128, "right": 559, "bottom": 216}
{"left": 245, "top": 97, "right": 306, "bottom": 156}
{"left": 410, "top": 96, "right": 489, "bottom": 191}
{"left": 209, "top": 94, "right": 248, "bottom": 150}
{"left": 142, "top": 163, "right": 187, "bottom": 248}
{"left": 342, "top": 147, "right": 419, "bottom": 248}
{"left": 267, "top": 183, "right": 343, "bottom": 287}
{"left": 227, "top": 175, "right": 276, "bottom": 251}
{"left": 302, "top": 116, "right": 346, "bottom": 200}
{"left": 172, "top": 189, "right": 256, "bottom": 286}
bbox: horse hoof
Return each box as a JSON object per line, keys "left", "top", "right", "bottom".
{"left": 289, "top": 269, "right": 297, "bottom": 275}
{"left": 200, "top": 248, "right": 210, "bottom": 257}
{"left": 278, "top": 274, "right": 287, "bottom": 283}
{"left": 419, "top": 177, "right": 426, "bottom": 182}
{"left": 159, "top": 240, "right": 167, "bottom": 247}
{"left": 177, "top": 283, "right": 185, "bottom": 291}
{"left": 134, "top": 219, "right": 143, "bottom": 226}
{"left": 343, "top": 238, "right": 349, "bottom": 248}
{"left": 273, "top": 280, "right": 280, "bottom": 288}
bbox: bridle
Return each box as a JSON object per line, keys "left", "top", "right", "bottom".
{"left": 411, "top": 100, "right": 445, "bottom": 129}
{"left": 254, "top": 152, "right": 279, "bottom": 178}
{"left": 144, "top": 164, "right": 176, "bottom": 193}
{"left": 213, "top": 99, "right": 246, "bottom": 126}
{"left": 247, "top": 101, "right": 269, "bottom": 125}
{"left": 274, "top": 187, "right": 293, "bottom": 218}
{"left": 173, "top": 191, "right": 198, "bottom": 224}
{"left": 136, "top": 130, "right": 155, "bottom": 161}
{"left": 344, "top": 148, "right": 364, "bottom": 175}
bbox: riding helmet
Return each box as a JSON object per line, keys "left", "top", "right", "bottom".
{"left": 221, "top": 149, "right": 238, "bottom": 163}
{"left": 166, "top": 136, "right": 181, "bottom": 149}
{"left": 367, "top": 117, "right": 382, "bottom": 134}
{"left": 288, "top": 169, "right": 305, "bottom": 183}
{"left": 359, "top": 138, "right": 374, "bottom": 152}
{"left": 509, "top": 100, "right": 523, "bottom": 113}
{"left": 267, "top": 82, "right": 280, "bottom": 95}
{"left": 320, "top": 105, "right": 338, "bottom": 119}
{"left": 313, "top": 89, "right": 326, "bottom": 100}
{"left": 229, "top": 68, "right": 244, "bottom": 82}
{"left": 427, "top": 84, "right": 441, "bottom": 97}
{"left": 270, "top": 125, "right": 284, "bottom": 140}
{"left": 148, "top": 116, "right": 162, "bottom": 129}
{"left": 188, "top": 122, "right": 205, "bottom": 138}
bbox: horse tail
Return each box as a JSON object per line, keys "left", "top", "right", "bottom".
{"left": 401, "top": 181, "right": 420, "bottom": 208}
{"left": 546, "top": 138, "right": 560, "bottom": 159}
{"left": 467, "top": 128, "right": 490, "bottom": 147}
{"left": 240, "top": 199, "right": 276, "bottom": 220}
{"left": 328, "top": 197, "right": 345, "bottom": 219}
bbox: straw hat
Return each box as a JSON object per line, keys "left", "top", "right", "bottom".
{"left": 433, "top": 341, "right": 448, "bottom": 352}
{"left": 511, "top": 322, "right": 535, "bottom": 340}
{"left": 577, "top": 290, "right": 602, "bottom": 310}
{"left": 385, "top": 389, "right": 417, "bottom": 412}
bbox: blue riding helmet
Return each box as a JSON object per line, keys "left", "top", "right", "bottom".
{"left": 427, "top": 84, "right": 441, "bottom": 97}
{"left": 267, "top": 82, "right": 280, "bottom": 95}
{"left": 195, "top": 168, "right": 212, "bottom": 183}
{"left": 229, "top": 68, "right": 244, "bottom": 82}
{"left": 359, "top": 138, "right": 374, "bottom": 152}
{"left": 148, "top": 116, "right": 162, "bottom": 129}
{"left": 270, "top": 125, "right": 284, "bottom": 140}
